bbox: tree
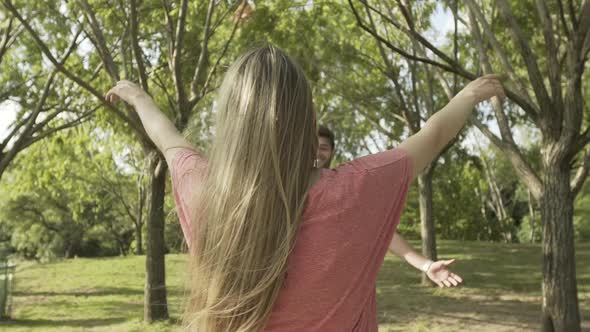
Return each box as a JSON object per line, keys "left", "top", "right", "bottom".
{"left": 1, "top": 0, "right": 247, "bottom": 321}
{"left": 0, "top": 7, "right": 95, "bottom": 181}
{"left": 344, "top": 0, "right": 470, "bottom": 284}
{"left": 348, "top": 0, "right": 590, "bottom": 330}
{"left": 0, "top": 125, "right": 137, "bottom": 260}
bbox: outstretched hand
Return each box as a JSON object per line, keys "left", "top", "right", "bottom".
{"left": 426, "top": 259, "right": 463, "bottom": 288}
{"left": 461, "top": 74, "right": 506, "bottom": 104}
{"left": 105, "top": 80, "right": 152, "bottom": 107}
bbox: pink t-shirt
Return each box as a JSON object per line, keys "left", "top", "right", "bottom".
{"left": 170, "top": 147, "right": 412, "bottom": 331}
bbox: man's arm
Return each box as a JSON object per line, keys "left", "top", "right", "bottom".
{"left": 388, "top": 232, "right": 432, "bottom": 272}
{"left": 389, "top": 232, "right": 463, "bottom": 288}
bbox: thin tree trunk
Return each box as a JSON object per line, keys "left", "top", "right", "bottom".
{"left": 418, "top": 170, "right": 436, "bottom": 285}
{"left": 540, "top": 161, "right": 580, "bottom": 332}
{"left": 144, "top": 154, "right": 169, "bottom": 322}
{"left": 481, "top": 154, "right": 511, "bottom": 242}
{"left": 136, "top": 173, "right": 145, "bottom": 255}
{"left": 135, "top": 221, "right": 144, "bottom": 255}
{"left": 474, "top": 186, "right": 491, "bottom": 239}
{"left": 528, "top": 189, "right": 536, "bottom": 243}
{"left": 118, "top": 238, "right": 127, "bottom": 256}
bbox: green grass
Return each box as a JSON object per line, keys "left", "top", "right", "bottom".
{"left": 0, "top": 241, "right": 588, "bottom": 332}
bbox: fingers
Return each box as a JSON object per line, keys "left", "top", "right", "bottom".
{"left": 443, "top": 259, "right": 455, "bottom": 266}
{"left": 481, "top": 74, "right": 505, "bottom": 94}
{"left": 107, "top": 94, "right": 116, "bottom": 103}
{"left": 437, "top": 275, "right": 461, "bottom": 288}
{"left": 447, "top": 275, "right": 459, "bottom": 286}
{"left": 467, "top": 75, "right": 506, "bottom": 103}
{"left": 484, "top": 78, "right": 506, "bottom": 100}
{"left": 104, "top": 81, "right": 141, "bottom": 104}
{"left": 430, "top": 262, "right": 464, "bottom": 288}
{"left": 450, "top": 273, "right": 463, "bottom": 284}
{"left": 481, "top": 73, "right": 508, "bottom": 83}
{"left": 431, "top": 275, "right": 463, "bottom": 288}
{"left": 105, "top": 87, "right": 121, "bottom": 104}
{"left": 105, "top": 91, "right": 117, "bottom": 103}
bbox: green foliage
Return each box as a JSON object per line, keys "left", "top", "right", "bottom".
{"left": 0, "top": 125, "right": 139, "bottom": 261}
{"left": 517, "top": 215, "right": 542, "bottom": 243}
{"left": 2, "top": 0, "right": 588, "bottom": 269}
{"left": 574, "top": 183, "right": 590, "bottom": 241}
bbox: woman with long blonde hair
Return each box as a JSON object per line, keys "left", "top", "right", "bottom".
{"left": 106, "top": 45, "right": 504, "bottom": 331}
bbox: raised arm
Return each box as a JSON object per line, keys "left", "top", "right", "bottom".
{"left": 106, "top": 80, "right": 195, "bottom": 164}
{"left": 399, "top": 74, "right": 505, "bottom": 180}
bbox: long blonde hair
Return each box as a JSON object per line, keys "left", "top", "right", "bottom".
{"left": 182, "top": 45, "right": 318, "bottom": 331}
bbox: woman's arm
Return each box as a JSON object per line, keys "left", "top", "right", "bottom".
{"left": 106, "top": 80, "right": 194, "bottom": 163}
{"left": 389, "top": 232, "right": 463, "bottom": 288}
{"left": 399, "top": 74, "right": 505, "bottom": 180}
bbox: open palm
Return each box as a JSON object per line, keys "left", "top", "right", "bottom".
{"left": 426, "top": 259, "right": 463, "bottom": 288}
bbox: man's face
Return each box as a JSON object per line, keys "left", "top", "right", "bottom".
{"left": 317, "top": 136, "right": 334, "bottom": 169}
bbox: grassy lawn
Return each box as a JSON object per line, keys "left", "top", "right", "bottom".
{"left": 0, "top": 240, "right": 588, "bottom": 331}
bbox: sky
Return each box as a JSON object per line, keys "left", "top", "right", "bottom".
{"left": 0, "top": 100, "right": 18, "bottom": 144}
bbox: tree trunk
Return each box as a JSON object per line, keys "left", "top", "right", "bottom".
{"left": 540, "top": 161, "right": 580, "bottom": 332}
{"left": 118, "top": 239, "right": 127, "bottom": 256}
{"left": 474, "top": 186, "right": 491, "bottom": 239}
{"left": 528, "top": 189, "right": 536, "bottom": 243}
{"left": 481, "top": 154, "right": 512, "bottom": 242}
{"left": 418, "top": 170, "right": 437, "bottom": 286}
{"left": 136, "top": 174, "right": 145, "bottom": 255}
{"left": 135, "top": 222, "right": 144, "bottom": 255}
{"left": 144, "top": 154, "right": 169, "bottom": 322}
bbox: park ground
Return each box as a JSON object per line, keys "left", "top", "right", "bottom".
{"left": 0, "top": 240, "right": 588, "bottom": 332}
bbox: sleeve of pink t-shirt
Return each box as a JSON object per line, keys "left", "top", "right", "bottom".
{"left": 329, "top": 148, "right": 413, "bottom": 283}
{"left": 169, "top": 147, "right": 207, "bottom": 249}
{"left": 264, "top": 148, "right": 413, "bottom": 331}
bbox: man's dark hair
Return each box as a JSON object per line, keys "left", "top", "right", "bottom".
{"left": 318, "top": 125, "right": 335, "bottom": 149}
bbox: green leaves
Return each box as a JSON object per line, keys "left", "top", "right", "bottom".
{"left": 0, "top": 124, "right": 139, "bottom": 260}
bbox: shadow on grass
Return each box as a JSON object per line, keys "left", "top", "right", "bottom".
{"left": 376, "top": 283, "right": 542, "bottom": 330}
{"left": 0, "top": 317, "right": 127, "bottom": 328}
{"left": 13, "top": 286, "right": 143, "bottom": 297}
{"left": 2, "top": 277, "right": 185, "bottom": 332}
{"left": 376, "top": 241, "right": 590, "bottom": 331}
